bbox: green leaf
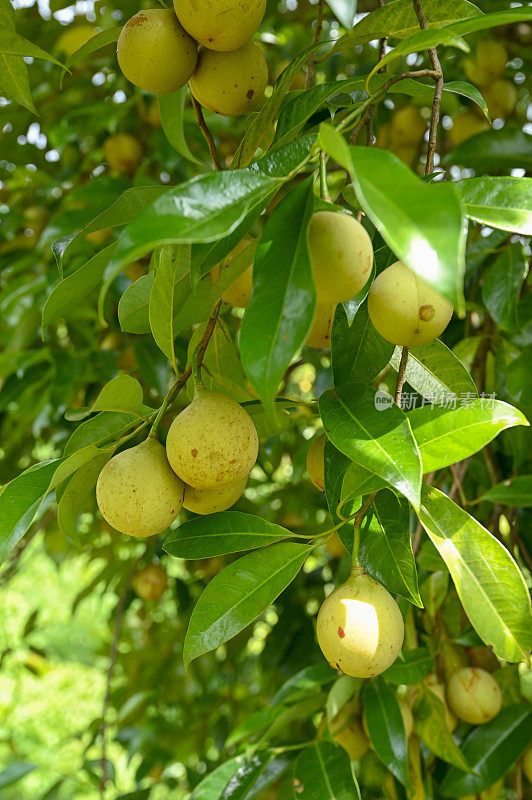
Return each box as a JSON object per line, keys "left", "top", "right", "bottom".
{"left": 331, "top": 303, "right": 394, "bottom": 387}
{"left": 164, "top": 512, "right": 292, "bottom": 559}
{"left": 0, "top": 23, "right": 66, "bottom": 67}
{"left": 419, "top": 570, "right": 449, "bottom": 618}
{"left": 418, "top": 486, "right": 532, "bottom": 662}
{"left": 52, "top": 186, "right": 166, "bottom": 270}
{"left": 64, "top": 411, "right": 139, "bottom": 456}
{"left": 441, "top": 81, "right": 490, "bottom": 120}
{"left": 390, "top": 340, "right": 477, "bottom": 401}
{"left": 333, "top": 0, "right": 480, "bottom": 51}
{"left": 219, "top": 752, "right": 292, "bottom": 799}
{"left": 233, "top": 44, "right": 320, "bottom": 167}
{"left": 440, "top": 705, "right": 532, "bottom": 797}
{"left": 240, "top": 178, "right": 315, "bottom": 418}
{"left": 475, "top": 475, "right": 532, "bottom": 508}
{"left": 449, "top": 7, "right": 532, "bottom": 36}
{"left": 65, "top": 25, "right": 119, "bottom": 65}
{"left": 320, "top": 134, "right": 466, "bottom": 311}
{"left": 0, "top": 761, "right": 36, "bottom": 790}
{"left": 183, "top": 542, "right": 312, "bottom": 667}
{"left": 319, "top": 383, "right": 422, "bottom": 510}
{"left": 107, "top": 170, "right": 278, "bottom": 280}
{"left": 0, "top": 51, "right": 36, "bottom": 113}
{"left": 368, "top": 28, "right": 469, "bottom": 83}
{"left": 363, "top": 680, "right": 410, "bottom": 788}
{"left": 382, "top": 647, "right": 434, "bottom": 685}
{"left": 293, "top": 742, "right": 361, "bottom": 800}
{"left": 42, "top": 244, "right": 116, "bottom": 327}
{"left": 186, "top": 319, "right": 251, "bottom": 403}
{"left": 66, "top": 375, "right": 149, "bottom": 421}
{"left": 189, "top": 757, "right": 245, "bottom": 800}
{"left": 325, "top": 0, "right": 356, "bottom": 28}
{"left": 159, "top": 88, "right": 199, "bottom": 164}
{"left": 361, "top": 490, "right": 422, "bottom": 607}
{"left": 324, "top": 440, "right": 357, "bottom": 553}
{"left": 58, "top": 454, "right": 111, "bottom": 541}
{"left": 482, "top": 244, "right": 529, "bottom": 334}
{"left": 445, "top": 127, "right": 532, "bottom": 172}
{"left": 49, "top": 445, "right": 111, "bottom": 492}
{"left": 455, "top": 177, "right": 532, "bottom": 235}
{"left": 409, "top": 399, "right": 528, "bottom": 472}
{"left": 149, "top": 244, "right": 190, "bottom": 368}
{"left": 414, "top": 684, "right": 472, "bottom": 771}
{"left": 0, "top": 460, "right": 59, "bottom": 562}
{"left": 118, "top": 273, "right": 153, "bottom": 334}
{"left": 274, "top": 663, "right": 336, "bottom": 706}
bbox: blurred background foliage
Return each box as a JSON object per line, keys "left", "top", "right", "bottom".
{"left": 0, "top": 0, "right": 531, "bottom": 797}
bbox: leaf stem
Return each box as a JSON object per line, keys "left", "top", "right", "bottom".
{"left": 319, "top": 150, "right": 331, "bottom": 202}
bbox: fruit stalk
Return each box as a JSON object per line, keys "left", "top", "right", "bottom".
{"left": 191, "top": 94, "right": 222, "bottom": 171}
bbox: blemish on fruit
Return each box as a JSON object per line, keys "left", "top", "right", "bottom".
{"left": 338, "top": 626, "right": 345, "bottom": 638}
{"left": 246, "top": 89, "right": 254, "bottom": 99}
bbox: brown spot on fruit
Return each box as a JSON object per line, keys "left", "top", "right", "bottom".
{"left": 338, "top": 626, "right": 345, "bottom": 638}
{"left": 246, "top": 89, "right": 255, "bottom": 99}
{"left": 191, "top": 449, "right": 198, "bottom": 457}
{"left": 419, "top": 304, "right": 436, "bottom": 321}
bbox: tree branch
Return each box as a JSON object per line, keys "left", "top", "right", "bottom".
{"left": 305, "top": 0, "right": 325, "bottom": 89}
{"left": 412, "top": 0, "right": 443, "bottom": 175}
{"left": 191, "top": 95, "right": 222, "bottom": 171}
{"left": 394, "top": 346, "right": 409, "bottom": 406}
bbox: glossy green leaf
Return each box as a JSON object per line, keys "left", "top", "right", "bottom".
{"left": 240, "top": 178, "right": 315, "bottom": 418}
{"left": 419, "top": 571, "right": 449, "bottom": 618}
{"left": 319, "top": 383, "right": 422, "bottom": 510}
{"left": 183, "top": 542, "right": 312, "bottom": 667}
{"left": 189, "top": 757, "right": 245, "bottom": 800}
{"left": 455, "top": 177, "right": 532, "bottom": 235}
{"left": 159, "top": 88, "right": 199, "bottom": 164}
{"left": 482, "top": 244, "right": 529, "bottom": 333}
{"left": 382, "top": 647, "right": 434, "bottom": 685}
{"left": 361, "top": 490, "right": 422, "bottom": 607}
{"left": 0, "top": 50, "right": 35, "bottom": 113}
{"left": 57, "top": 454, "right": 111, "bottom": 541}
{"left": 218, "top": 752, "right": 292, "bottom": 799}
{"left": 475, "top": 475, "right": 532, "bottom": 508}
{"left": 149, "top": 244, "right": 190, "bottom": 368}
{"left": 418, "top": 486, "right": 532, "bottom": 662}
{"left": 293, "top": 742, "right": 360, "bottom": 800}
{"left": 42, "top": 243, "right": 116, "bottom": 327}
{"left": 442, "top": 81, "right": 490, "bottom": 120}
{"left": 331, "top": 303, "right": 394, "bottom": 387}
{"left": 118, "top": 273, "right": 153, "bottom": 334}
{"left": 66, "top": 375, "right": 148, "bottom": 421}
{"left": 52, "top": 186, "right": 166, "bottom": 270}
{"left": 274, "top": 663, "right": 337, "bottom": 706}
{"left": 320, "top": 133, "right": 466, "bottom": 310}
{"left": 368, "top": 28, "right": 469, "bottom": 82}
{"left": 390, "top": 340, "right": 477, "bottom": 402}
{"left": 65, "top": 25, "right": 119, "bottom": 65}
{"left": 0, "top": 23, "right": 65, "bottom": 67}
{"left": 363, "top": 680, "right": 410, "bottom": 788}
{"left": 414, "top": 684, "right": 471, "bottom": 771}
{"left": 324, "top": 439, "right": 356, "bottom": 554}
{"left": 186, "top": 319, "right": 251, "bottom": 403}
{"left": 0, "top": 460, "right": 59, "bottom": 562}
{"left": 450, "top": 7, "right": 532, "bottom": 36}
{"left": 445, "top": 127, "right": 532, "bottom": 172}
{"left": 164, "top": 512, "right": 292, "bottom": 559}
{"left": 440, "top": 705, "right": 532, "bottom": 797}
{"left": 333, "top": 0, "right": 480, "bottom": 51}
{"left": 409, "top": 399, "right": 528, "bottom": 472}
{"left": 64, "top": 411, "right": 139, "bottom": 456}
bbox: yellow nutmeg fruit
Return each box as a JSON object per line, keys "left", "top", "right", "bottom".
{"left": 317, "top": 569, "right": 404, "bottom": 678}
{"left": 166, "top": 389, "right": 259, "bottom": 490}
{"left": 446, "top": 667, "right": 502, "bottom": 725}
{"left": 173, "top": 0, "right": 266, "bottom": 52}
{"left": 368, "top": 261, "right": 453, "bottom": 347}
{"left": 189, "top": 41, "right": 268, "bottom": 117}
{"left": 476, "top": 40, "right": 508, "bottom": 84}
{"left": 483, "top": 79, "right": 517, "bottom": 119}
{"left": 305, "top": 303, "right": 335, "bottom": 348}
{"left": 96, "top": 439, "right": 184, "bottom": 537}
{"left": 390, "top": 106, "right": 426, "bottom": 146}
{"left": 306, "top": 433, "right": 326, "bottom": 491}
{"left": 449, "top": 111, "right": 489, "bottom": 147}
{"left": 183, "top": 476, "right": 248, "bottom": 515}
{"left": 308, "top": 211, "right": 373, "bottom": 305}
{"left": 103, "top": 134, "right": 142, "bottom": 173}
{"left": 211, "top": 236, "right": 255, "bottom": 308}
{"left": 133, "top": 563, "right": 168, "bottom": 601}
{"left": 523, "top": 745, "right": 532, "bottom": 783}
{"left": 117, "top": 9, "right": 198, "bottom": 95}
{"left": 335, "top": 718, "right": 369, "bottom": 761}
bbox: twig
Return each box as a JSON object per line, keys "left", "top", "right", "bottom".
{"left": 150, "top": 301, "right": 222, "bottom": 437}
{"left": 412, "top": 0, "right": 443, "bottom": 175}
{"left": 394, "top": 346, "right": 409, "bottom": 406}
{"left": 305, "top": 0, "right": 325, "bottom": 89}
{"left": 191, "top": 95, "right": 222, "bottom": 171}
